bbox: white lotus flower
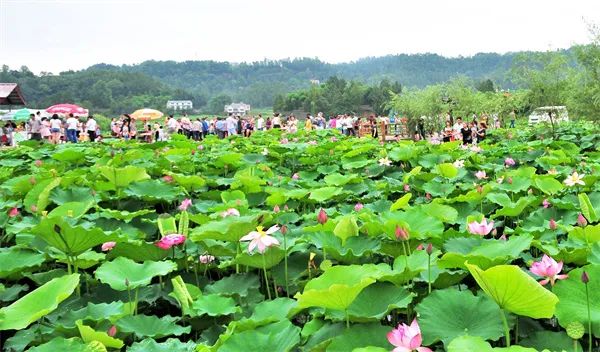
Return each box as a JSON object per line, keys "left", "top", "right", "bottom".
{"left": 379, "top": 157, "right": 392, "bottom": 167}
{"left": 564, "top": 172, "right": 585, "bottom": 187}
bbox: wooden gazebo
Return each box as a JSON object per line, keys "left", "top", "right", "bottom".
{"left": 0, "top": 83, "right": 26, "bottom": 108}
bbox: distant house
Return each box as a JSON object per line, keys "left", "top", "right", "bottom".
{"left": 225, "top": 102, "right": 251, "bottom": 116}
{"left": 310, "top": 79, "right": 320, "bottom": 85}
{"left": 166, "top": 100, "right": 193, "bottom": 110}
{"left": 0, "top": 83, "right": 26, "bottom": 106}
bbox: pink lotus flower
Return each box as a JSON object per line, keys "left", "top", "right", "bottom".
{"left": 35, "top": 160, "right": 43, "bottom": 167}
{"left": 354, "top": 203, "right": 364, "bottom": 211}
{"left": 8, "top": 207, "right": 19, "bottom": 217}
{"left": 291, "top": 173, "right": 299, "bottom": 180}
{"left": 542, "top": 199, "right": 551, "bottom": 208}
{"left": 403, "top": 184, "right": 411, "bottom": 192}
{"left": 530, "top": 254, "right": 568, "bottom": 286}
{"left": 549, "top": 218, "right": 557, "bottom": 230}
{"left": 273, "top": 205, "right": 281, "bottom": 213}
{"left": 240, "top": 225, "right": 280, "bottom": 254}
{"left": 155, "top": 234, "right": 186, "bottom": 250}
{"left": 101, "top": 242, "right": 116, "bottom": 251}
{"left": 577, "top": 213, "right": 588, "bottom": 227}
{"left": 467, "top": 218, "right": 494, "bottom": 236}
{"left": 505, "top": 157, "right": 516, "bottom": 167}
{"left": 178, "top": 199, "right": 192, "bottom": 211}
{"left": 395, "top": 226, "right": 409, "bottom": 241}
{"left": 199, "top": 254, "right": 215, "bottom": 264}
{"left": 387, "top": 319, "right": 432, "bottom": 352}
{"left": 317, "top": 208, "right": 328, "bottom": 224}
{"left": 163, "top": 175, "right": 173, "bottom": 183}
{"left": 475, "top": 170, "right": 487, "bottom": 179}
{"left": 221, "top": 208, "right": 240, "bottom": 217}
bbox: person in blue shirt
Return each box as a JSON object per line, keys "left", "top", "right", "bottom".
{"left": 201, "top": 118, "right": 209, "bottom": 139}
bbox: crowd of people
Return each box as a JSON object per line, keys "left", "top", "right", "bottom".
{"left": 1, "top": 109, "right": 506, "bottom": 147}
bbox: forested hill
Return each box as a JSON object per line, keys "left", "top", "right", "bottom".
{"left": 2, "top": 49, "right": 571, "bottom": 112}
{"left": 93, "top": 52, "right": 522, "bottom": 106}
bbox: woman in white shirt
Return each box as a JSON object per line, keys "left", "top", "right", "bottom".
{"left": 49, "top": 114, "right": 63, "bottom": 144}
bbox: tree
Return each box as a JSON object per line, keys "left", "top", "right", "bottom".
{"left": 208, "top": 94, "right": 233, "bottom": 114}
{"left": 476, "top": 79, "right": 495, "bottom": 93}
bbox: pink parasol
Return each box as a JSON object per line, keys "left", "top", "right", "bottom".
{"left": 46, "top": 104, "right": 89, "bottom": 117}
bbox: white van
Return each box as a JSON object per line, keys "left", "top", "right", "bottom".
{"left": 528, "top": 106, "right": 569, "bottom": 125}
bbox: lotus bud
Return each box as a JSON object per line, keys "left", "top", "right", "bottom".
{"left": 395, "top": 225, "right": 409, "bottom": 241}
{"left": 416, "top": 244, "right": 424, "bottom": 250}
{"left": 191, "top": 150, "right": 196, "bottom": 155}
{"left": 125, "top": 278, "right": 130, "bottom": 287}
{"left": 566, "top": 321, "right": 585, "bottom": 340}
{"left": 577, "top": 213, "right": 588, "bottom": 227}
{"left": 284, "top": 204, "right": 289, "bottom": 211}
{"left": 476, "top": 185, "right": 483, "bottom": 194}
{"left": 581, "top": 271, "right": 589, "bottom": 284}
{"left": 291, "top": 173, "right": 299, "bottom": 180}
{"left": 29, "top": 176, "right": 36, "bottom": 185}
{"left": 35, "top": 159, "right": 43, "bottom": 167}
{"left": 549, "top": 218, "right": 557, "bottom": 230}
{"left": 426, "top": 243, "right": 433, "bottom": 255}
{"left": 8, "top": 207, "right": 19, "bottom": 217}
{"left": 507, "top": 177, "right": 513, "bottom": 184}
{"left": 163, "top": 175, "right": 173, "bottom": 183}
{"left": 404, "top": 184, "right": 410, "bottom": 192}
{"left": 317, "top": 208, "right": 328, "bottom": 224}
{"left": 107, "top": 325, "right": 117, "bottom": 337}
{"left": 354, "top": 203, "right": 364, "bottom": 211}
{"left": 280, "top": 225, "right": 288, "bottom": 236}
{"left": 30, "top": 205, "right": 37, "bottom": 213}
{"left": 425, "top": 193, "right": 432, "bottom": 200}
{"left": 273, "top": 205, "right": 280, "bottom": 213}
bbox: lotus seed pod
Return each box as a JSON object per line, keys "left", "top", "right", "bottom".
{"left": 566, "top": 321, "right": 585, "bottom": 340}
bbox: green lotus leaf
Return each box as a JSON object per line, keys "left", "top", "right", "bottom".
{"left": 439, "top": 235, "right": 532, "bottom": 270}
{"left": 52, "top": 148, "right": 86, "bottom": 163}
{"left": 125, "top": 179, "right": 179, "bottom": 201}
{"left": 218, "top": 320, "right": 300, "bottom": 352}
{"left": 554, "top": 264, "right": 600, "bottom": 337}
{"left": 106, "top": 242, "right": 168, "bottom": 262}
{"left": 0, "top": 248, "right": 45, "bottom": 279}
{"left": 0, "top": 283, "right": 28, "bottom": 302}
{"left": 170, "top": 173, "right": 206, "bottom": 191}
{"left": 578, "top": 193, "right": 599, "bottom": 222}
{"left": 76, "top": 320, "right": 124, "bottom": 349}
{"left": 98, "top": 208, "right": 154, "bottom": 223}
{"left": 333, "top": 215, "right": 359, "bottom": 245}
{"left": 324, "top": 173, "right": 359, "bottom": 186}
{"left": 50, "top": 186, "right": 95, "bottom": 205}
{"left": 447, "top": 335, "right": 538, "bottom": 351}
{"left": 309, "top": 186, "right": 342, "bottom": 202}
{"left": 47, "top": 200, "right": 94, "bottom": 219}
{"left": 436, "top": 163, "right": 459, "bottom": 179}
{"left": 23, "top": 177, "right": 61, "bottom": 213}
{"left": 466, "top": 263, "right": 558, "bottom": 319}
{"left": 416, "top": 288, "right": 505, "bottom": 346}
{"left": 568, "top": 224, "right": 600, "bottom": 244}
{"left": 54, "top": 301, "right": 126, "bottom": 328}
{"left": 32, "top": 217, "right": 120, "bottom": 256}
{"left": 0, "top": 274, "right": 79, "bottom": 330}
{"left": 95, "top": 257, "right": 177, "bottom": 291}
{"left": 190, "top": 215, "right": 256, "bottom": 242}
{"left": 519, "top": 330, "right": 581, "bottom": 352}
{"left": 295, "top": 264, "right": 385, "bottom": 311}
{"left": 191, "top": 294, "right": 240, "bottom": 316}
{"left": 327, "top": 282, "right": 413, "bottom": 322}
{"left": 97, "top": 165, "right": 150, "bottom": 189}
{"left": 233, "top": 246, "right": 285, "bottom": 269}
{"left": 533, "top": 175, "right": 564, "bottom": 195}
{"left": 248, "top": 297, "right": 298, "bottom": 322}
{"left": 27, "top": 337, "right": 101, "bottom": 352}
{"left": 326, "top": 323, "right": 390, "bottom": 352}
{"left": 116, "top": 314, "right": 190, "bottom": 339}
{"left": 390, "top": 193, "right": 412, "bottom": 211}
{"left": 204, "top": 273, "right": 260, "bottom": 297}
{"left": 128, "top": 338, "right": 197, "bottom": 352}
{"left": 422, "top": 202, "right": 458, "bottom": 223}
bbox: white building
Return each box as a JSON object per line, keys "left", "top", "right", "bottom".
{"left": 310, "top": 79, "right": 320, "bottom": 85}
{"left": 167, "top": 100, "right": 193, "bottom": 110}
{"left": 225, "top": 102, "right": 251, "bottom": 116}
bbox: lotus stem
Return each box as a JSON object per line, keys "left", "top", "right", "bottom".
{"left": 134, "top": 287, "right": 139, "bottom": 315}
{"left": 236, "top": 243, "right": 240, "bottom": 274}
{"left": 427, "top": 253, "right": 432, "bottom": 294}
{"left": 284, "top": 234, "right": 290, "bottom": 297}
{"left": 574, "top": 339, "right": 578, "bottom": 352}
{"left": 262, "top": 254, "right": 271, "bottom": 300}
{"left": 345, "top": 309, "right": 350, "bottom": 329}
{"left": 500, "top": 309, "right": 511, "bottom": 347}
{"left": 585, "top": 282, "right": 592, "bottom": 352}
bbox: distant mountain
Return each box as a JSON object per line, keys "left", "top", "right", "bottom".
{"left": 3, "top": 49, "right": 572, "bottom": 112}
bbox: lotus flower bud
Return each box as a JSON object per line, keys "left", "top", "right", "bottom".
{"left": 354, "top": 203, "right": 364, "bottom": 211}
{"left": 426, "top": 243, "right": 433, "bottom": 255}
{"left": 549, "top": 218, "right": 557, "bottom": 230}
{"left": 416, "top": 244, "right": 424, "bottom": 251}
{"left": 30, "top": 205, "right": 38, "bottom": 213}
{"left": 425, "top": 193, "right": 432, "bottom": 200}
{"left": 35, "top": 160, "right": 43, "bottom": 167}
{"left": 284, "top": 204, "right": 289, "bottom": 211}
{"left": 404, "top": 184, "right": 410, "bottom": 192}
{"left": 577, "top": 213, "right": 588, "bottom": 227}
{"left": 191, "top": 150, "right": 196, "bottom": 155}
{"left": 395, "top": 225, "right": 409, "bottom": 241}
{"left": 107, "top": 325, "right": 117, "bottom": 337}
{"left": 582, "top": 271, "right": 590, "bottom": 284}
{"left": 317, "top": 208, "right": 328, "bottom": 224}
{"left": 163, "top": 175, "right": 173, "bottom": 183}
{"left": 292, "top": 173, "right": 299, "bottom": 180}
{"left": 476, "top": 185, "right": 483, "bottom": 194}
{"left": 507, "top": 177, "right": 513, "bottom": 184}
{"left": 280, "top": 225, "right": 288, "bottom": 236}
{"left": 273, "top": 205, "right": 280, "bottom": 213}
{"left": 8, "top": 207, "right": 19, "bottom": 217}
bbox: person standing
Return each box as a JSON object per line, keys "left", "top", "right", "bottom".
{"left": 28, "top": 114, "right": 42, "bottom": 141}
{"left": 49, "top": 114, "right": 62, "bottom": 144}
{"left": 256, "top": 114, "right": 264, "bottom": 131}
{"left": 226, "top": 114, "right": 237, "bottom": 136}
{"left": 201, "top": 118, "right": 209, "bottom": 138}
{"left": 509, "top": 110, "right": 516, "bottom": 128}
{"left": 272, "top": 113, "right": 281, "bottom": 129}
{"left": 192, "top": 118, "right": 202, "bottom": 140}
{"left": 86, "top": 115, "right": 97, "bottom": 142}
{"left": 65, "top": 114, "right": 79, "bottom": 143}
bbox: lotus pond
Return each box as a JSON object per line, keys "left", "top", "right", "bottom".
{"left": 1, "top": 123, "right": 600, "bottom": 352}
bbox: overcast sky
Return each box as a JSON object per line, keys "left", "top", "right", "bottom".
{"left": 1, "top": 0, "right": 599, "bottom": 74}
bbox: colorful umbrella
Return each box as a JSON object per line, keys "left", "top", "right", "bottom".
{"left": 1, "top": 108, "right": 31, "bottom": 122}
{"left": 46, "top": 104, "right": 88, "bottom": 116}
{"left": 131, "top": 108, "right": 164, "bottom": 120}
